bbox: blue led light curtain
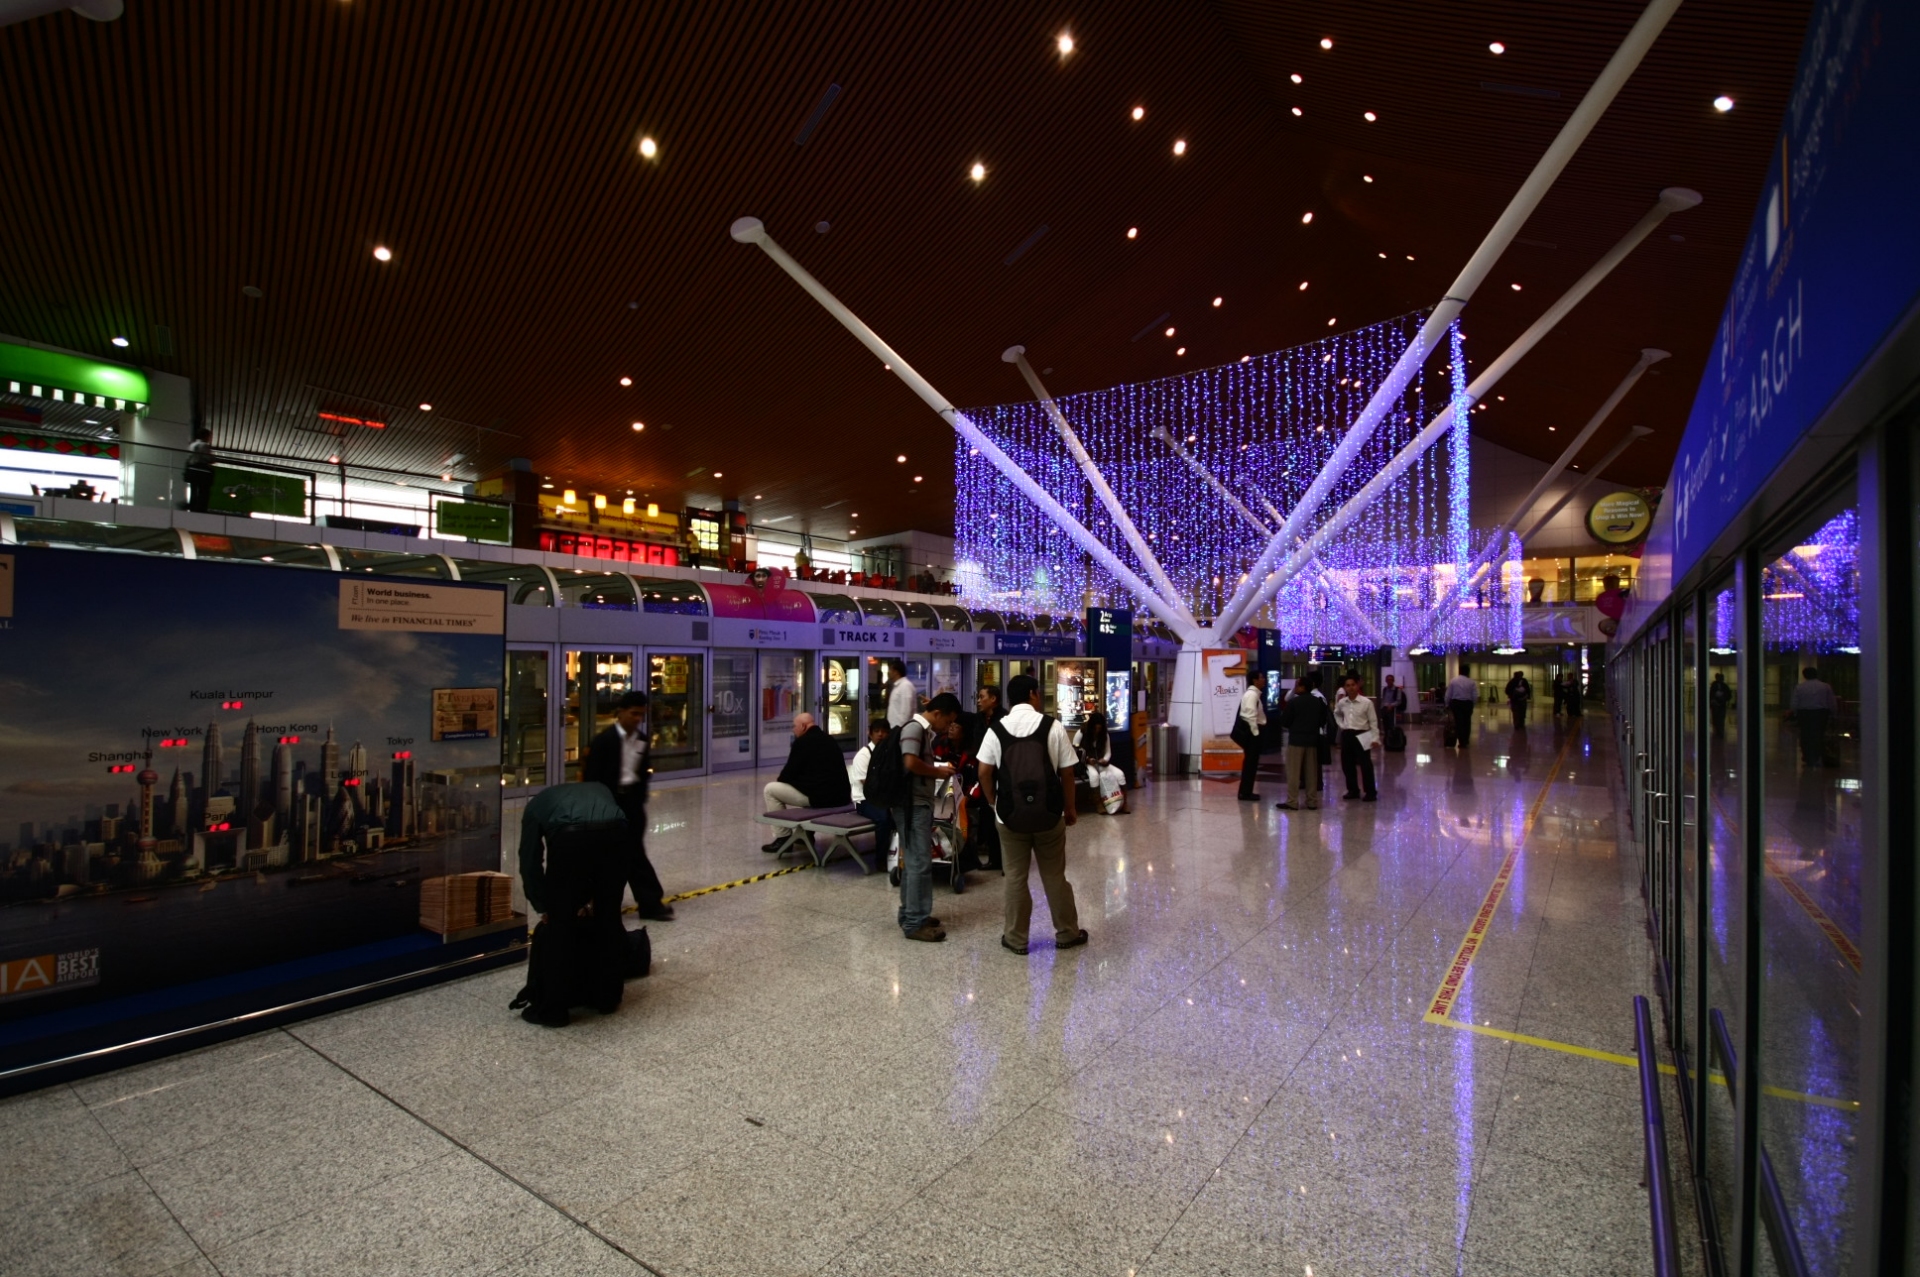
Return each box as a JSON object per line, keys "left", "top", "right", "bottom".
{"left": 955, "top": 314, "right": 1522, "bottom": 649}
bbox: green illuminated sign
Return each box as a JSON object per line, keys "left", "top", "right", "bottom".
{"left": 435, "top": 500, "right": 511, "bottom": 543}
{"left": 0, "top": 340, "right": 149, "bottom": 410}
{"left": 209, "top": 467, "right": 308, "bottom": 518}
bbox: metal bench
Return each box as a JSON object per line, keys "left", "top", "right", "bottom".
{"left": 754, "top": 805, "right": 855, "bottom": 860}
{"left": 801, "top": 811, "right": 879, "bottom": 873}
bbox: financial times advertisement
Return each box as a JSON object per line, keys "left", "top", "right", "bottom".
{"left": 0, "top": 548, "right": 506, "bottom": 1056}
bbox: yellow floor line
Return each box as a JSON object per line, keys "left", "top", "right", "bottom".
{"left": 1764, "top": 860, "right": 1864, "bottom": 971}
{"left": 1424, "top": 1013, "right": 1859, "bottom": 1110}
{"left": 619, "top": 861, "right": 816, "bottom": 913}
{"left": 1423, "top": 727, "right": 1582, "bottom": 1020}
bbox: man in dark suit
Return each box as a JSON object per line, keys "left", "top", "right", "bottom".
{"left": 583, "top": 690, "right": 674, "bottom": 921}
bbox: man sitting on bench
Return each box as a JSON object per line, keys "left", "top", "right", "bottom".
{"left": 760, "top": 712, "right": 853, "bottom": 851}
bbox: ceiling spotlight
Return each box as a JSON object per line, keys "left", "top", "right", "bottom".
{"left": 1291, "top": 107, "right": 1303, "bottom": 117}
{"left": 1164, "top": 326, "right": 1176, "bottom": 337}
{"left": 1378, "top": 252, "right": 1387, "bottom": 258}
{"left": 110, "top": 336, "right": 129, "bottom": 347}
{"left": 1289, "top": 73, "right": 1302, "bottom": 85}
{"left": 1327, "top": 317, "right": 1337, "bottom": 326}
{"left": 896, "top": 454, "right": 907, "bottom": 463}
{"left": 1212, "top": 296, "right": 1223, "bottom": 307}
{"left": 1363, "top": 111, "right": 1377, "bottom": 122}
{"left": 1489, "top": 41, "right": 1506, "bottom": 54}
{"left": 619, "top": 376, "right": 632, "bottom": 386}
{"left": 712, "top": 471, "right": 723, "bottom": 478}
{"left": 1510, "top": 282, "right": 1522, "bottom": 291}
{"left": 970, "top": 161, "right": 987, "bottom": 181}
{"left": 638, "top": 136, "right": 658, "bottom": 158}
{"left": 1240, "top": 355, "right": 1252, "bottom": 363}
{"left": 1713, "top": 95, "right": 1735, "bottom": 113}
{"left": 1363, "top": 174, "right": 1374, "bottom": 183}
{"left": 1056, "top": 32, "right": 1074, "bottom": 55}
{"left": 631, "top": 421, "right": 645, "bottom": 431}
{"left": 1175, "top": 347, "right": 1186, "bottom": 356}
{"left": 372, "top": 245, "right": 392, "bottom": 262}
{"left": 1319, "top": 37, "right": 1333, "bottom": 50}
{"left": 1301, "top": 211, "right": 1314, "bottom": 224}
{"left": 851, "top": 511, "right": 859, "bottom": 517}
{"left": 912, "top": 474, "right": 923, "bottom": 482}
{"left": 755, "top": 494, "right": 763, "bottom": 500}
{"left": 1406, "top": 254, "right": 1416, "bottom": 260}
{"left": 1298, "top": 280, "right": 1309, "bottom": 290}
{"left": 1172, "top": 139, "right": 1187, "bottom": 155}
{"left": 1131, "top": 105, "right": 1145, "bottom": 121}
{"left": 1127, "top": 226, "right": 1138, "bottom": 239}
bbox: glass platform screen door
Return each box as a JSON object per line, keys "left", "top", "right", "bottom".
{"left": 646, "top": 650, "right": 708, "bottom": 776}
{"left": 711, "top": 649, "right": 756, "bottom": 772}
{"left": 759, "top": 651, "right": 809, "bottom": 761}
{"left": 562, "top": 648, "right": 636, "bottom": 783}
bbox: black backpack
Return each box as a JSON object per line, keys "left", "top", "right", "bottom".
{"left": 991, "top": 717, "right": 1064, "bottom": 833}
{"left": 864, "top": 725, "right": 912, "bottom": 808}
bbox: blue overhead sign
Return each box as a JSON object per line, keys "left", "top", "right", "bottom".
{"left": 1651, "top": 0, "right": 1920, "bottom": 592}
{"left": 993, "top": 632, "right": 1076, "bottom": 657}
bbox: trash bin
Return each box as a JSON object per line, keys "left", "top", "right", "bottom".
{"left": 1152, "top": 723, "right": 1180, "bottom": 776}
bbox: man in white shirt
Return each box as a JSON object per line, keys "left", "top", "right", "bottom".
{"left": 846, "top": 719, "right": 895, "bottom": 857}
{"left": 1333, "top": 675, "right": 1380, "bottom": 801}
{"left": 977, "top": 674, "right": 1087, "bottom": 956}
{"left": 886, "top": 663, "right": 918, "bottom": 729}
{"left": 1234, "top": 671, "right": 1269, "bottom": 802}
{"left": 1789, "top": 667, "right": 1839, "bottom": 766}
{"left": 1445, "top": 665, "right": 1480, "bottom": 748}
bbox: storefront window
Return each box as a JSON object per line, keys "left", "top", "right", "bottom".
{"left": 503, "top": 650, "right": 549, "bottom": 787}
{"left": 1757, "top": 498, "right": 1863, "bottom": 1273}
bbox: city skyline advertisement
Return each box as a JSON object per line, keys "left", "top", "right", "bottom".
{"left": 0, "top": 546, "right": 506, "bottom": 1050}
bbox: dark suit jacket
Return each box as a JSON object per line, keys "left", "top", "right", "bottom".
{"left": 776, "top": 725, "right": 852, "bottom": 807}
{"left": 583, "top": 724, "right": 650, "bottom": 805}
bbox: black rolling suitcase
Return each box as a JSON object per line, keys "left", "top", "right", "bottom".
{"left": 512, "top": 914, "right": 643, "bottom": 1026}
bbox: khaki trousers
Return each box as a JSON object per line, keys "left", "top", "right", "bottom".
{"left": 1284, "top": 745, "right": 1320, "bottom": 808}
{"left": 1000, "top": 817, "right": 1080, "bottom": 947}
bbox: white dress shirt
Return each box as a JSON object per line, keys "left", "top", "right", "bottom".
{"left": 615, "top": 722, "right": 648, "bottom": 786}
{"left": 886, "top": 676, "right": 917, "bottom": 728}
{"left": 1332, "top": 692, "right": 1378, "bottom": 734}
{"left": 1239, "top": 684, "right": 1268, "bottom": 730}
{"left": 1445, "top": 674, "right": 1479, "bottom": 703}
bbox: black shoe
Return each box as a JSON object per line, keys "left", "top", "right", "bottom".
{"left": 520, "top": 1005, "right": 569, "bottom": 1028}
{"left": 1237, "top": 793, "right": 1259, "bottom": 802}
{"left": 905, "top": 922, "right": 947, "bottom": 942}
{"left": 761, "top": 840, "right": 784, "bottom": 853}
{"left": 639, "top": 905, "right": 676, "bottom": 921}
{"left": 1362, "top": 794, "right": 1378, "bottom": 802}
{"left": 1343, "top": 791, "right": 1360, "bottom": 800}
{"left": 1001, "top": 936, "right": 1028, "bottom": 955}
{"left": 1056, "top": 929, "right": 1090, "bottom": 950}
{"left": 1275, "top": 801, "right": 1297, "bottom": 810}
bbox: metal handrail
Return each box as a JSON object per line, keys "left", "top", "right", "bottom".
{"left": 1636, "top": 995, "right": 1683, "bottom": 1277}
{"left": 1708, "top": 1009, "right": 1812, "bottom": 1277}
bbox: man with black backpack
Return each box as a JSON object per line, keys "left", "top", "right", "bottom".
{"left": 866, "top": 692, "right": 962, "bottom": 942}
{"left": 976, "top": 674, "right": 1087, "bottom": 956}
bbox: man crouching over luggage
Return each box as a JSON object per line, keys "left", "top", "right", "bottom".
{"left": 515, "top": 781, "right": 635, "bottom": 1027}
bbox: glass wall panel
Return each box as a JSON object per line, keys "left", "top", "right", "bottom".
{"left": 970, "top": 609, "right": 1005, "bottom": 631}
{"left": 503, "top": 650, "right": 549, "bottom": 788}
{"left": 1758, "top": 497, "right": 1863, "bottom": 1273}
{"left": 932, "top": 604, "right": 971, "bottom": 631}
{"left": 711, "top": 650, "right": 755, "bottom": 767}
{"left": 1680, "top": 603, "right": 1700, "bottom": 1107}
{"left": 557, "top": 570, "right": 637, "bottom": 610}
{"left": 452, "top": 559, "right": 553, "bottom": 606}
{"left": 634, "top": 578, "right": 709, "bottom": 615}
{"left": 562, "top": 649, "right": 634, "bottom": 783}
{"left": 12, "top": 517, "right": 184, "bottom": 555}
{"left": 928, "top": 658, "right": 964, "bottom": 700}
{"left": 903, "top": 602, "right": 939, "bottom": 630}
{"left": 854, "top": 597, "right": 902, "bottom": 627}
{"left": 186, "top": 534, "right": 333, "bottom": 569}
{"left": 335, "top": 548, "right": 453, "bottom": 578}
{"left": 866, "top": 656, "right": 912, "bottom": 728}
{"left": 760, "top": 652, "right": 808, "bottom": 758}
{"left": 810, "top": 593, "right": 860, "bottom": 624}
{"left": 1704, "top": 577, "right": 1743, "bottom": 1257}
{"left": 647, "top": 652, "right": 706, "bottom": 774}
{"left": 820, "top": 654, "right": 863, "bottom": 748}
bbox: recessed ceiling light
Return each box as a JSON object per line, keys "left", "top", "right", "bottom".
{"left": 638, "top": 136, "right": 658, "bottom": 158}
{"left": 1407, "top": 254, "right": 1416, "bottom": 260}
{"left": 1489, "top": 41, "right": 1506, "bottom": 54}
{"left": 1301, "top": 211, "right": 1314, "bottom": 224}
{"left": 851, "top": 511, "right": 858, "bottom": 517}
{"left": 1240, "top": 355, "right": 1251, "bottom": 363}
{"left": 912, "top": 475, "right": 923, "bottom": 482}
{"left": 1291, "top": 106, "right": 1303, "bottom": 117}
{"left": 1056, "top": 32, "right": 1073, "bottom": 55}
{"left": 619, "top": 376, "right": 632, "bottom": 386}
{"left": 1327, "top": 317, "right": 1337, "bottom": 326}
{"left": 373, "top": 245, "right": 392, "bottom": 262}
{"left": 1363, "top": 111, "right": 1377, "bottom": 122}
{"left": 1212, "top": 296, "right": 1223, "bottom": 307}
{"left": 1164, "top": 326, "right": 1176, "bottom": 337}
{"left": 970, "top": 161, "right": 986, "bottom": 181}
{"left": 1172, "top": 139, "right": 1187, "bottom": 155}
{"left": 631, "top": 421, "right": 645, "bottom": 431}
{"left": 712, "top": 471, "right": 722, "bottom": 477}
{"left": 1127, "top": 226, "right": 1138, "bottom": 239}
{"left": 1175, "top": 347, "right": 1186, "bottom": 356}
{"left": 896, "top": 454, "right": 907, "bottom": 463}
{"left": 1131, "top": 105, "right": 1145, "bottom": 121}
{"left": 1319, "top": 37, "right": 1333, "bottom": 50}
{"left": 1713, "top": 95, "right": 1735, "bottom": 113}
{"left": 1378, "top": 252, "right": 1387, "bottom": 258}
{"left": 1510, "top": 283, "right": 1522, "bottom": 291}
{"left": 1290, "top": 73, "right": 1302, "bottom": 85}
{"left": 1298, "top": 280, "right": 1309, "bottom": 290}
{"left": 111, "top": 336, "right": 129, "bottom": 347}
{"left": 755, "top": 494, "right": 763, "bottom": 499}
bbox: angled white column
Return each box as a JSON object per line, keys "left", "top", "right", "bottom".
{"left": 1004, "top": 348, "right": 1198, "bottom": 632}
{"left": 1405, "top": 349, "right": 1668, "bottom": 647}
{"left": 1212, "top": 186, "right": 1700, "bottom": 638}
{"left": 1206, "top": 0, "right": 1684, "bottom": 643}
{"left": 1150, "top": 429, "right": 1386, "bottom": 646}
{"left": 730, "top": 217, "right": 1200, "bottom": 644}
{"left": 1513, "top": 426, "right": 1655, "bottom": 544}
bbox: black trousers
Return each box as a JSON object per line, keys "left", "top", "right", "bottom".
{"left": 613, "top": 785, "right": 667, "bottom": 912}
{"left": 1795, "top": 709, "right": 1831, "bottom": 765}
{"left": 1448, "top": 699, "right": 1474, "bottom": 746}
{"left": 1238, "top": 740, "right": 1262, "bottom": 796}
{"left": 1509, "top": 698, "right": 1529, "bottom": 727}
{"left": 1339, "top": 729, "right": 1377, "bottom": 797}
{"left": 534, "top": 823, "right": 630, "bottom": 1017}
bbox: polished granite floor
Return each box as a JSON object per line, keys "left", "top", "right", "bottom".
{"left": 0, "top": 708, "right": 1673, "bottom": 1277}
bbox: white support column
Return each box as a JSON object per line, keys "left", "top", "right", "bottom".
{"left": 1206, "top": 0, "right": 1684, "bottom": 643}
{"left": 1004, "top": 348, "right": 1199, "bottom": 633}
{"left": 1514, "top": 426, "right": 1655, "bottom": 544}
{"left": 729, "top": 217, "right": 1201, "bottom": 645}
{"left": 1213, "top": 187, "right": 1700, "bottom": 638}
{"left": 1406, "top": 349, "right": 1668, "bottom": 648}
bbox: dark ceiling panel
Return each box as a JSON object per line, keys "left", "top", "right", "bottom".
{"left": 0, "top": 0, "right": 1809, "bottom": 537}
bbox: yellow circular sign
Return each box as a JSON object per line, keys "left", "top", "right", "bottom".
{"left": 1587, "top": 490, "right": 1652, "bottom": 544}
